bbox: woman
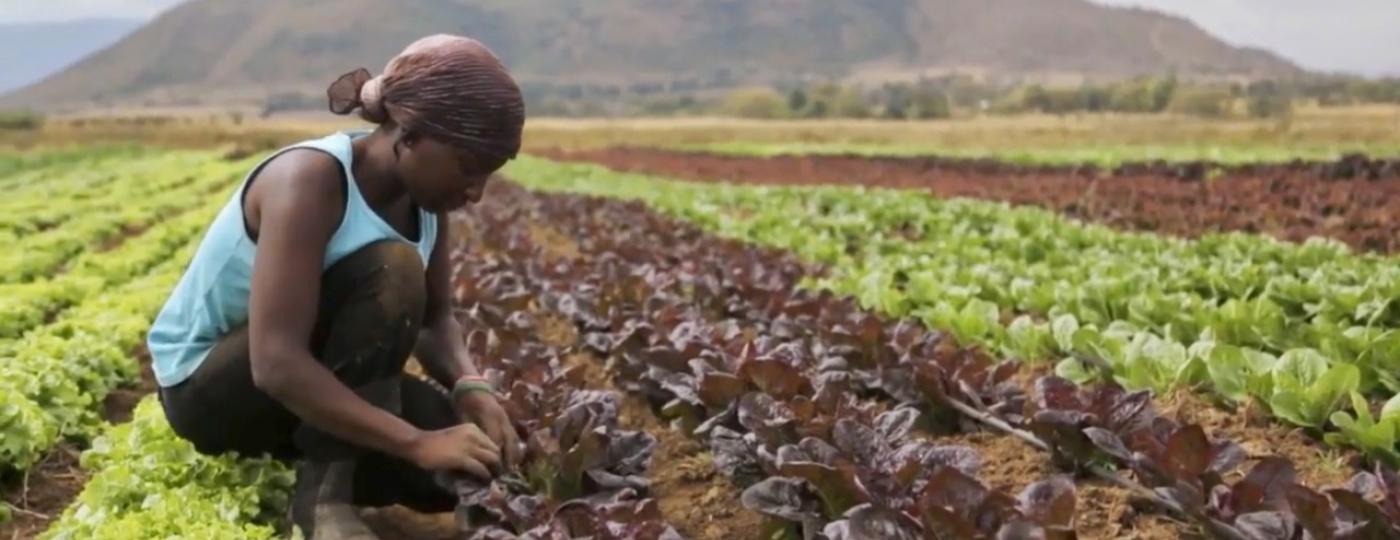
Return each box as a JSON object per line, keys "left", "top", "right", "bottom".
{"left": 147, "top": 35, "right": 525, "bottom": 539}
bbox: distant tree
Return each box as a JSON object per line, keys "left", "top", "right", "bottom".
{"left": 1107, "top": 80, "right": 1156, "bottom": 112}
{"left": 720, "top": 87, "right": 789, "bottom": 119}
{"left": 1245, "top": 80, "right": 1293, "bottom": 118}
{"left": 787, "top": 88, "right": 808, "bottom": 114}
{"left": 880, "top": 83, "right": 912, "bottom": 119}
{"left": 1151, "top": 74, "right": 1178, "bottom": 112}
{"left": 1168, "top": 86, "right": 1234, "bottom": 118}
{"left": 260, "top": 91, "right": 319, "bottom": 117}
{"left": 1041, "top": 87, "right": 1084, "bottom": 114}
{"left": 1078, "top": 85, "right": 1112, "bottom": 112}
{"left": 1020, "top": 85, "right": 1052, "bottom": 112}
{"left": 832, "top": 87, "right": 871, "bottom": 118}
{"left": 909, "top": 86, "right": 952, "bottom": 119}
{"left": 0, "top": 110, "right": 42, "bottom": 131}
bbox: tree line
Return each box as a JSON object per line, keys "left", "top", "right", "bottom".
{"left": 532, "top": 74, "right": 1400, "bottom": 120}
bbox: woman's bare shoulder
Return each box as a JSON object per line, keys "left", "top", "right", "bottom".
{"left": 251, "top": 147, "right": 345, "bottom": 199}
{"left": 244, "top": 147, "right": 348, "bottom": 237}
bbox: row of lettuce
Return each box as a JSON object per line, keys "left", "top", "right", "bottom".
{"left": 1, "top": 154, "right": 250, "bottom": 470}
{"left": 508, "top": 155, "right": 1400, "bottom": 466}
{"left": 0, "top": 152, "right": 291, "bottom": 538}
{"left": 37, "top": 398, "right": 293, "bottom": 540}
{"left": 0, "top": 152, "right": 239, "bottom": 283}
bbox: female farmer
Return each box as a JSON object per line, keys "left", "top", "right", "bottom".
{"left": 146, "top": 35, "right": 525, "bottom": 539}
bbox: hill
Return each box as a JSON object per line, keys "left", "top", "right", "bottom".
{"left": 0, "top": 18, "right": 143, "bottom": 95}
{"left": 4, "top": 0, "right": 1303, "bottom": 110}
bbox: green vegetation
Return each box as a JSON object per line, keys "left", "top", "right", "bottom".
{"left": 0, "top": 151, "right": 247, "bottom": 471}
{"left": 40, "top": 398, "right": 292, "bottom": 540}
{"left": 0, "top": 150, "right": 293, "bottom": 538}
{"left": 0, "top": 111, "right": 43, "bottom": 131}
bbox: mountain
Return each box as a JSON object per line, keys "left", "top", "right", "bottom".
{"left": 0, "top": 18, "right": 143, "bottom": 96}
{"left": 4, "top": 0, "right": 1304, "bottom": 109}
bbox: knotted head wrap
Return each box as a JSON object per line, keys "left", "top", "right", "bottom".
{"left": 328, "top": 34, "right": 525, "bottom": 165}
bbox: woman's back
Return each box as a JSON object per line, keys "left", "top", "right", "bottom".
{"left": 146, "top": 130, "right": 438, "bottom": 388}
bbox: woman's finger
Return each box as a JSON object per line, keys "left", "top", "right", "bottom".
{"left": 460, "top": 457, "right": 491, "bottom": 480}
{"left": 482, "top": 421, "right": 511, "bottom": 467}
{"left": 464, "top": 424, "right": 501, "bottom": 454}
{"left": 502, "top": 423, "right": 523, "bottom": 467}
{"left": 469, "top": 443, "right": 502, "bottom": 469}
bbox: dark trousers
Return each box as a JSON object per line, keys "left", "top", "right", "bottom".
{"left": 159, "top": 240, "right": 456, "bottom": 512}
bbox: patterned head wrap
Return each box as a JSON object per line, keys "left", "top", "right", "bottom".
{"left": 328, "top": 34, "right": 525, "bottom": 164}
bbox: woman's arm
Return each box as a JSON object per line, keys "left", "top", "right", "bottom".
{"left": 247, "top": 154, "right": 424, "bottom": 455}
{"left": 414, "top": 222, "right": 477, "bottom": 385}
{"left": 414, "top": 219, "right": 524, "bottom": 466}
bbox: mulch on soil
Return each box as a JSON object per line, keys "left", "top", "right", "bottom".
{"left": 537, "top": 147, "right": 1400, "bottom": 254}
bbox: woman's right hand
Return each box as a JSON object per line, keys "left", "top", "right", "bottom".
{"left": 407, "top": 423, "right": 501, "bottom": 479}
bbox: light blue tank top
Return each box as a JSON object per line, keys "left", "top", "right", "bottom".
{"left": 148, "top": 130, "right": 438, "bottom": 387}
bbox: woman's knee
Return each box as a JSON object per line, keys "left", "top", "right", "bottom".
{"left": 314, "top": 241, "right": 428, "bottom": 379}
{"left": 325, "top": 241, "right": 427, "bottom": 313}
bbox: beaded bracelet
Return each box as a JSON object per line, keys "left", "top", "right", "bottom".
{"left": 452, "top": 374, "right": 496, "bottom": 401}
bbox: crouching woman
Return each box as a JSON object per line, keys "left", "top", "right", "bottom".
{"left": 146, "top": 34, "right": 526, "bottom": 539}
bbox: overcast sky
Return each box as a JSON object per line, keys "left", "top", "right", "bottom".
{"left": 2, "top": 0, "right": 1397, "bottom": 77}
{"left": 1092, "top": 0, "right": 1400, "bottom": 77}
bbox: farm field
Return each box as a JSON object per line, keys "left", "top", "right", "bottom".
{"left": 537, "top": 147, "right": 1400, "bottom": 253}
{"left": 6, "top": 133, "right": 1400, "bottom": 539}
{"left": 524, "top": 106, "right": 1400, "bottom": 166}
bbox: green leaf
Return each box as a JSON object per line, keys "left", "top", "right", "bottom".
{"left": 1382, "top": 394, "right": 1400, "bottom": 420}
{"left": 1273, "top": 361, "right": 1360, "bottom": 428}
{"left": 1054, "top": 357, "right": 1098, "bottom": 384}
{"left": 1310, "top": 363, "right": 1362, "bottom": 421}
{"left": 1273, "top": 349, "right": 1331, "bottom": 389}
{"left": 1052, "top": 315, "right": 1079, "bottom": 353}
{"left": 1354, "top": 392, "right": 1376, "bottom": 426}
{"left": 950, "top": 299, "right": 999, "bottom": 345}
{"left": 1005, "top": 316, "right": 1052, "bottom": 361}
{"left": 1328, "top": 393, "right": 1400, "bottom": 466}
{"left": 1270, "top": 390, "right": 1313, "bottom": 427}
{"left": 1200, "top": 343, "right": 1247, "bottom": 403}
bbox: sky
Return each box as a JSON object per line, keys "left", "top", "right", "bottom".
{"left": 1, "top": 0, "right": 1397, "bottom": 77}
{"left": 1091, "top": 0, "right": 1400, "bottom": 77}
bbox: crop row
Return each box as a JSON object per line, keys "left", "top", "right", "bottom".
{"left": 0, "top": 149, "right": 192, "bottom": 236}
{"left": 0, "top": 193, "right": 229, "bottom": 343}
{"left": 39, "top": 224, "right": 683, "bottom": 540}
{"left": 454, "top": 179, "right": 1400, "bottom": 538}
{"left": 37, "top": 397, "right": 294, "bottom": 540}
{"left": 0, "top": 147, "right": 154, "bottom": 197}
{"left": 40, "top": 316, "right": 680, "bottom": 540}
{"left": 0, "top": 154, "right": 241, "bottom": 471}
{"left": 508, "top": 157, "right": 1400, "bottom": 465}
{"left": 0, "top": 236, "right": 202, "bottom": 471}
{"left": 449, "top": 183, "right": 1085, "bottom": 537}
{"left": 0, "top": 155, "right": 248, "bottom": 284}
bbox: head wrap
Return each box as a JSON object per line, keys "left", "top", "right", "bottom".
{"left": 328, "top": 34, "right": 525, "bottom": 164}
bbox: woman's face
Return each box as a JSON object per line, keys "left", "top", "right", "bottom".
{"left": 394, "top": 133, "right": 506, "bottom": 213}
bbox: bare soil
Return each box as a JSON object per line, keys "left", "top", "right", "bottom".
{"left": 0, "top": 445, "right": 86, "bottom": 540}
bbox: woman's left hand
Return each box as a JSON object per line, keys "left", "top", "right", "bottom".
{"left": 456, "top": 392, "right": 522, "bottom": 470}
